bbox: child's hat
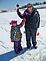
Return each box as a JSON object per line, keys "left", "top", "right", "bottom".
{"left": 10, "top": 20, "right": 17, "bottom": 25}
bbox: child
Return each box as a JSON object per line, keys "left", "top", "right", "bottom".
{"left": 10, "top": 18, "right": 26, "bottom": 54}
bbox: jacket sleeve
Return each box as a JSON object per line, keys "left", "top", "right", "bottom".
{"left": 37, "top": 12, "right": 40, "bottom": 28}
{"left": 36, "top": 11, "right": 40, "bottom": 28}
{"left": 17, "top": 11, "right": 23, "bottom": 18}
{"left": 10, "top": 26, "right": 14, "bottom": 39}
{"left": 33, "top": 11, "right": 40, "bottom": 28}
{"left": 18, "top": 21, "right": 24, "bottom": 28}
{"left": 18, "top": 18, "right": 26, "bottom": 28}
{"left": 17, "top": 10, "right": 26, "bottom": 19}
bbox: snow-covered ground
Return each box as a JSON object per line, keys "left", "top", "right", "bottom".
{"left": 0, "top": 9, "right": 46, "bottom": 61}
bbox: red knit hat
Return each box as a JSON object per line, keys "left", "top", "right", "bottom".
{"left": 10, "top": 20, "right": 17, "bottom": 25}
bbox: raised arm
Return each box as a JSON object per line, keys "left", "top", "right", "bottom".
{"left": 17, "top": 9, "right": 24, "bottom": 19}
{"left": 18, "top": 18, "right": 26, "bottom": 28}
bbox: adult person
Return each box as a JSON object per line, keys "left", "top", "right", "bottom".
{"left": 17, "top": 3, "right": 40, "bottom": 49}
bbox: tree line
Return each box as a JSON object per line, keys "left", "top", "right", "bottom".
{"left": 33, "top": 1, "right": 46, "bottom": 6}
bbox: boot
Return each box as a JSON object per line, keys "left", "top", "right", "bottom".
{"left": 33, "top": 45, "right": 37, "bottom": 49}
{"left": 27, "top": 41, "right": 31, "bottom": 48}
{"left": 20, "top": 46, "right": 23, "bottom": 51}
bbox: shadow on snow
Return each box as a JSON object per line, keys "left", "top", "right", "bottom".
{"left": 0, "top": 47, "right": 28, "bottom": 61}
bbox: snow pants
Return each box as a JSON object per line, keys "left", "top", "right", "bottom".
{"left": 25, "top": 28, "right": 37, "bottom": 47}
{"left": 14, "top": 40, "right": 22, "bottom": 53}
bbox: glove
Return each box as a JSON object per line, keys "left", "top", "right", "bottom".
{"left": 37, "top": 31, "right": 40, "bottom": 36}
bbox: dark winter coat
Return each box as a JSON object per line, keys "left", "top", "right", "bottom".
{"left": 17, "top": 8, "right": 40, "bottom": 30}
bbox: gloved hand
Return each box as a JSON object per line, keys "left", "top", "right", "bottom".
{"left": 37, "top": 31, "right": 40, "bottom": 36}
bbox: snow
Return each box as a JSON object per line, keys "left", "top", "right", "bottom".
{"left": 34, "top": 4, "right": 46, "bottom": 9}
{"left": 0, "top": 8, "right": 46, "bottom": 61}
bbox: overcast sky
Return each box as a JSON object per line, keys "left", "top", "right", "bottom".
{"left": 0, "top": 0, "right": 46, "bottom": 10}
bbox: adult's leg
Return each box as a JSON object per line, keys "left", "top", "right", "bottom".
{"left": 31, "top": 29, "right": 37, "bottom": 48}
{"left": 26, "top": 28, "right": 31, "bottom": 48}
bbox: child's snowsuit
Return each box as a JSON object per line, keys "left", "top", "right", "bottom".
{"left": 10, "top": 21, "right": 25, "bottom": 53}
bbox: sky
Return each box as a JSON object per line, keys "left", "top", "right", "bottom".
{"left": 0, "top": 0, "right": 46, "bottom": 10}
